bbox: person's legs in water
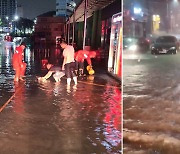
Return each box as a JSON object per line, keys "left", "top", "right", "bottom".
{"left": 73, "top": 76, "right": 77, "bottom": 85}
{"left": 13, "top": 65, "right": 21, "bottom": 82}
{"left": 20, "top": 62, "right": 26, "bottom": 77}
{"left": 53, "top": 71, "right": 65, "bottom": 82}
{"left": 55, "top": 77, "right": 61, "bottom": 82}
{"left": 65, "top": 63, "right": 72, "bottom": 86}
{"left": 67, "top": 78, "right": 71, "bottom": 86}
{"left": 70, "top": 62, "right": 77, "bottom": 85}
{"left": 53, "top": 74, "right": 61, "bottom": 82}
{"left": 78, "top": 61, "right": 84, "bottom": 76}
{"left": 18, "top": 62, "right": 27, "bottom": 81}
{"left": 75, "top": 61, "right": 78, "bottom": 76}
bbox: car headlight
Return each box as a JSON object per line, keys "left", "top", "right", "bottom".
{"left": 170, "top": 46, "right": 176, "bottom": 50}
{"left": 129, "top": 45, "right": 137, "bottom": 51}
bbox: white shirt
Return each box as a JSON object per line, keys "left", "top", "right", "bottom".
{"left": 63, "top": 45, "right": 75, "bottom": 64}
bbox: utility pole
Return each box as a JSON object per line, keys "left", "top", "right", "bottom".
{"left": 72, "top": 9, "right": 75, "bottom": 45}
{"left": 167, "top": 0, "right": 170, "bottom": 33}
{"left": 83, "top": 0, "right": 88, "bottom": 50}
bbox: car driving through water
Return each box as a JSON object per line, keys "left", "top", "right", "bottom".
{"left": 151, "top": 35, "right": 179, "bottom": 54}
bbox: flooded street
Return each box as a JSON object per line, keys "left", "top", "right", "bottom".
{"left": 0, "top": 43, "right": 121, "bottom": 153}
{"left": 123, "top": 52, "right": 180, "bottom": 154}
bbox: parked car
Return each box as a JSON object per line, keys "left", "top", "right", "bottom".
{"left": 123, "top": 37, "right": 150, "bottom": 53}
{"left": 151, "top": 35, "right": 179, "bottom": 54}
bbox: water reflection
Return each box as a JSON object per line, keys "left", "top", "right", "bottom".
{"left": 0, "top": 38, "right": 122, "bottom": 153}
{"left": 13, "top": 82, "right": 25, "bottom": 114}
{"left": 123, "top": 53, "right": 180, "bottom": 153}
{"left": 103, "top": 86, "right": 121, "bottom": 150}
{"left": 0, "top": 38, "right": 36, "bottom": 107}
{"left": 53, "top": 82, "right": 61, "bottom": 96}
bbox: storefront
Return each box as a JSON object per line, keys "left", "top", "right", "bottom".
{"left": 108, "top": 12, "right": 122, "bottom": 80}
{"left": 152, "top": 14, "right": 160, "bottom": 33}
{"left": 67, "top": 0, "right": 121, "bottom": 75}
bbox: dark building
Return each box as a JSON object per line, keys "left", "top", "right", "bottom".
{"left": 123, "top": 0, "right": 148, "bottom": 37}
{"left": 124, "top": 0, "right": 170, "bottom": 37}
{"left": 69, "top": 0, "right": 121, "bottom": 51}
{"left": 34, "top": 11, "right": 65, "bottom": 48}
{"left": 56, "top": 0, "right": 76, "bottom": 18}
{"left": 33, "top": 11, "right": 66, "bottom": 64}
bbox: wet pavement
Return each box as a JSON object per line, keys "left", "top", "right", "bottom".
{"left": 0, "top": 44, "right": 121, "bottom": 153}
{"left": 123, "top": 52, "right": 180, "bottom": 154}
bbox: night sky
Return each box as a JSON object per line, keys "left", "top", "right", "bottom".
{"left": 17, "top": 0, "right": 81, "bottom": 19}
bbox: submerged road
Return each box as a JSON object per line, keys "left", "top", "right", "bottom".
{"left": 123, "top": 52, "right": 180, "bottom": 154}
{"left": 0, "top": 44, "right": 121, "bottom": 153}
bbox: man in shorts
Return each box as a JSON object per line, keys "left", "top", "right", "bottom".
{"left": 60, "top": 40, "right": 77, "bottom": 86}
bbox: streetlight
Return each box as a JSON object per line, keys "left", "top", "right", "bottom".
{"left": 72, "top": 2, "right": 76, "bottom": 45}
{"left": 134, "top": 7, "right": 142, "bottom": 14}
{"left": 4, "top": 16, "right": 9, "bottom": 33}
{"left": 66, "top": 0, "right": 76, "bottom": 44}
{"left": 14, "top": 15, "right": 19, "bottom": 21}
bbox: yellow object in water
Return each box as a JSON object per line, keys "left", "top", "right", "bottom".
{"left": 86, "top": 65, "right": 91, "bottom": 71}
{"left": 87, "top": 65, "right": 95, "bottom": 75}
{"left": 87, "top": 75, "right": 94, "bottom": 81}
{"left": 89, "top": 68, "right": 95, "bottom": 75}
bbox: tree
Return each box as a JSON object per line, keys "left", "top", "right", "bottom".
{"left": 16, "top": 17, "right": 34, "bottom": 35}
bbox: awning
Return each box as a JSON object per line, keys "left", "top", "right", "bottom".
{"left": 69, "top": 0, "right": 116, "bottom": 23}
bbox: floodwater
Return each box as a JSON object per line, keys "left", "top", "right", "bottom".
{"left": 123, "top": 52, "right": 180, "bottom": 154}
{"left": 0, "top": 42, "right": 121, "bottom": 153}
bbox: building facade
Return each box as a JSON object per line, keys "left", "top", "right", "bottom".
{"left": 123, "top": 0, "right": 148, "bottom": 38}
{"left": 0, "top": 0, "right": 17, "bottom": 21}
{"left": 124, "top": 0, "right": 171, "bottom": 37}
{"left": 17, "top": 4, "right": 23, "bottom": 18}
{"left": 56, "top": 0, "right": 76, "bottom": 18}
{"left": 34, "top": 16, "right": 65, "bottom": 48}
{"left": 33, "top": 15, "right": 66, "bottom": 64}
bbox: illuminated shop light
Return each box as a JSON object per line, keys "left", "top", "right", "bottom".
{"left": 134, "top": 7, "right": 142, "bottom": 14}
{"left": 113, "top": 15, "right": 122, "bottom": 23}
